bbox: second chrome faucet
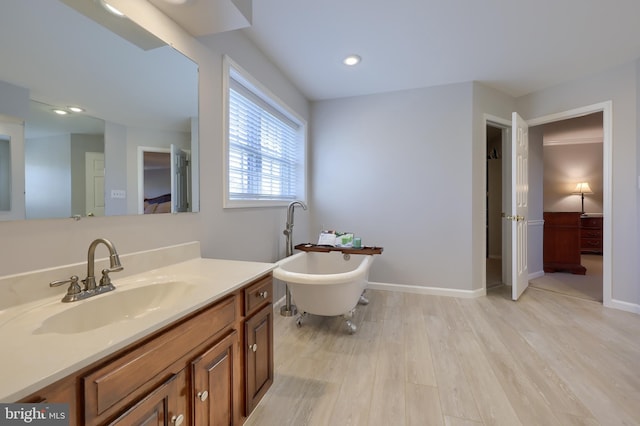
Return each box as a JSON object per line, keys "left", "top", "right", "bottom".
{"left": 50, "top": 238, "right": 123, "bottom": 302}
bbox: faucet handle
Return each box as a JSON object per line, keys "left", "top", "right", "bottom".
{"left": 99, "top": 269, "right": 117, "bottom": 291}
{"left": 50, "top": 275, "right": 82, "bottom": 297}
{"left": 50, "top": 275, "right": 79, "bottom": 287}
{"left": 99, "top": 269, "right": 111, "bottom": 286}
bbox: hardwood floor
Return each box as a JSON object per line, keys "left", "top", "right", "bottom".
{"left": 245, "top": 287, "right": 640, "bottom": 425}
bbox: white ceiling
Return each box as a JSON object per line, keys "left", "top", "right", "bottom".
{"left": 160, "top": 0, "right": 640, "bottom": 101}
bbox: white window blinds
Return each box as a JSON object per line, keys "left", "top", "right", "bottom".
{"left": 228, "top": 74, "right": 300, "bottom": 201}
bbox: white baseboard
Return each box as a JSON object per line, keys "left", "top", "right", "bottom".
{"left": 280, "top": 281, "right": 638, "bottom": 315}
{"left": 274, "top": 295, "right": 285, "bottom": 308}
{"left": 607, "top": 298, "right": 640, "bottom": 315}
{"left": 367, "top": 281, "right": 486, "bottom": 298}
{"left": 528, "top": 269, "right": 545, "bottom": 280}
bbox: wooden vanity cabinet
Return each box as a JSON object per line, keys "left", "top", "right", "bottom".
{"left": 244, "top": 304, "right": 273, "bottom": 414}
{"left": 83, "top": 294, "right": 237, "bottom": 425}
{"left": 19, "top": 273, "right": 275, "bottom": 426}
{"left": 191, "top": 330, "right": 240, "bottom": 426}
{"left": 242, "top": 276, "right": 274, "bottom": 416}
{"left": 19, "top": 374, "right": 79, "bottom": 424}
{"left": 108, "top": 370, "right": 186, "bottom": 426}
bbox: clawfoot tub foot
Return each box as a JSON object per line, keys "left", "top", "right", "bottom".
{"left": 295, "top": 312, "right": 307, "bottom": 328}
{"left": 358, "top": 290, "right": 369, "bottom": 305}
{"left": 345, "top": 319, "right": 357, "bottom": 334}
{"left": 344, "top": 309, "right": 357, "bottom": 334}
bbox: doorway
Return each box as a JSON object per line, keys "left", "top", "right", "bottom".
{"left": 483, "top": 101, "right": 615, "bottom": 307}
{"left": 528, "top": 103, "right": 611, "bottom": 307}
{"left": 529, "top": 112, "right": 604, "bottom": 302}
{"left": 137, "top": 147, "right": 171, "bottom": 214}
{"left": 486, "top": 123, "right": 504, "bottom": 288}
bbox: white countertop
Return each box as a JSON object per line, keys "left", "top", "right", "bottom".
{"left": 0, "top": 257, "right": 275, "bottom": 402}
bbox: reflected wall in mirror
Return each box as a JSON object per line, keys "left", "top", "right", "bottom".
{"left": 0, "top": 135, "right": 10, "bottom": 211}
{"left": 0, "top": 0, "right": 199, "bottom": 221}
{"left": 25, "top": 101, "right": 105, "bottom": 219}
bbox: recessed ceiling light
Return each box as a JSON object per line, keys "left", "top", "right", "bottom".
{"left": 99, "top": 0, "right": 126, "bottom": 17}
{"left": 343, "top": 55, "right": 361, "bottom": 66}
{"left": 52, "top": 109, "right": 69, "bottom": 115}
{"left": 68, "top": 106, "right": 84, "bottom": 113}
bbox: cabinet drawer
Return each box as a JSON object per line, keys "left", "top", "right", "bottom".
{"left": 83, "top": 295, "right": 236, "bottom": 423}
{"left": 244, "top": 275, "right": 273, "bottom": 316}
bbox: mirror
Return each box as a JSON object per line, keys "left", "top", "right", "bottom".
{"left": 0, "top": 0, "right": 198, "bottom": 220}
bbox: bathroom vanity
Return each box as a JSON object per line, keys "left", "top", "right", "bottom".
{"left": 0, "top": 242, "right": 274, "bottom": 425}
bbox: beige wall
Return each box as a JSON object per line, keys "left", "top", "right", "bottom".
{"left": 543, "top": 143, "right": 603, "bottom": 213}
{"left": 541, "top": 113, "right": 604, "bottom": 213}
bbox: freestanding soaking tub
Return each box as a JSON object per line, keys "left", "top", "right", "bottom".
{"left": 273, "top": 250, "right": 375, "bottom": 333}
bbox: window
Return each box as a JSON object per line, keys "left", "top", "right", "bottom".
{"left": 224, "top": 57, "right": 306, "bottom": 207}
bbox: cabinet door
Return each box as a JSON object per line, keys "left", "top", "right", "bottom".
{"left": 191, "top": 330, "right": 239, "bottom": 426}
{"left": 108, "top": 370, "right": 187, "bottom": 426}
{"left": 245, "top": 304, "right": 273, "bottom": 414}
{"left": 20, "top": 376, "right": 78, "bottom": 424}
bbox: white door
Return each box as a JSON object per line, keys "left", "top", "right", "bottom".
{"left": 85, "top": 152, "right": 105, "bottom": 216}
{"left": 501, "top": 125, "right": 513, "bottom": 286}
{"left": 511, "top": 112, "right": 529, "bottom": 300}
{"left": 170, "top": 144, "right": 190, "bottom": 213}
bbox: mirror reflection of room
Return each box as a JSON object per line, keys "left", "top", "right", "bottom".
{"left": 142, "top": 151, "right": 171, "bottom": 214}
{"left": 0, "top": 0, "right": 198, "bottom": 221}
{"left": 24, "top": 101, "right": 105, "bottom": 219}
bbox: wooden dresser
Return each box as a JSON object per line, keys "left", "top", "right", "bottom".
{"left": 580, "top": 216, "right": 603, "bottom": 254}
{"left": 543, "top": 212, "right": 586, "bottom": 275}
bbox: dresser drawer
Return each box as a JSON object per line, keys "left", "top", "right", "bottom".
{"left": 581, "top": 229, "right": 602, "bottom": 239}
{"left": 244, "top": 275, "right": 273, "bottom": 317}
{"left": 581, "top": 217, "right": 603, "bottom": 228}
{"left": 581, "top": 238, "right": 603, "bottom": 250}
{"left": 580, "top": 216, "right": 603, "bottom": 254}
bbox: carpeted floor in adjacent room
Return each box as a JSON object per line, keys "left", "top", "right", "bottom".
{"left": 529, "top": 254, "right": 603, "bottom": 302}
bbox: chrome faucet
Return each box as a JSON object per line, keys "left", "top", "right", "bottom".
{"left": 50, "top": 238, "right": 123, "bottom": 302}
{"left": 281, "top": 201, "right": 307, "bottom": 317}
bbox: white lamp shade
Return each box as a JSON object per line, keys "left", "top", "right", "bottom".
{"left": 573, "top": 182, "right": 593, "bottom": 194}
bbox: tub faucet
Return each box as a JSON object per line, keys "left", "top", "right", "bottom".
{"left": 84, "top": 238, "right": 123, "bottom": 292}
{"left": 284, "top": 201, "right": 307, "bottom": 256}
{"left": 281, "top": 201, "right": 307, "bottom": 317}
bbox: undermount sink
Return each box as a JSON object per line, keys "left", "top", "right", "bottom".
{"left": 34, "top": 281, "right": 197, "bottom": 334}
